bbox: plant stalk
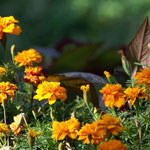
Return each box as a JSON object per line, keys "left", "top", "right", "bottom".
{"left": 2, "top": 104, "right": 7, "bottom": 124}
{"left": 83, "top": 91, "right": 97, "bottom": 121}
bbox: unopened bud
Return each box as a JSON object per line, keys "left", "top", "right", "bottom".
{"left": 11, "top": 44, "right": 16, "bottom": 54}
{"left": 10, "top": 44, "right": 16, "bottom": 63}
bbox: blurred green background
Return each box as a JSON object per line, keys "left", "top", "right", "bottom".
{"left": 0, "top": 0, "right": 150, "bottom": 75}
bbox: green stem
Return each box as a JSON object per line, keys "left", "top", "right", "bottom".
{"left": 29, "top": 84, "right": 33, "bottom": 110}
{"left": 143, "top": 120, "right": 150, "bottom": 137}
{"left": 134, "top": 105, "right": 139, "bottom": 117}
{"left": 4, "top": 135, "right": 6, "bottom": 147}
{"left": 83, "top": 92, "right": 97, "bottom": 121}
{"left": 0, "top": 136, "right": 4, "bottom": 145}
{"left": 0, "top": 34, "right": 7, "bottom": 63}
{"left": 27, "top": 84, "right": 33, "bottom": 111}
{"left": 134, "top": 115, "right": 142, "bottom": 148}
{"left": 4, "top": 45, "right": 7, "bottom": 63}
{"left": 2, "top": 104, "right": 6, "bottom": 124}
{"left": 85, "top": 101, "right": 97, "bottom": 121}
{"left": 50, "top": 106, "right": 54, "bottom": 122}
{"left": 7, "top": 135, "right": 9, "bottom": 147}
{"left": 111, "top": 106, "right": 117, "bottom": 117}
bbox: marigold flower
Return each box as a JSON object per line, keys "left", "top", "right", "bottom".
{"left": 134, "top": 68, "right": 150, "bottom": 90}
{"left": 78, "top": 121, "right": 106, "bottom": 145}
{"left": 99, "top": 139, "right": 127, "bottom": 150}
{"left": 23, "top": 66, "right": 46, "bottom": 86}
{"left": 0, "top": 67, "right": 6, "bottom": 76}
{"left": 65, "top": 118, "right": 80, "bottom": 139}
{"left": 0, "top": 123, "right": 9, "bottom": 133}
{"left": 10, "top": 114, "right": 26, "bottom": 136}
{"left": 34, "top": 81, "right": 67, "bottom": 105}
{"left": 0, "top": 81, "right": 17, "bottom": 104}
{"left": 98, "top": 114, "right": 124, "bottom": 136}
{"left": 0, "top": 16, "right": 21, "bottom": 39}
{"left": 51, "top": 118, "right": 80, "bottom": 141}
{"left": 51, "top": 121, "right": 67, "bottom": 141}
{"left": 28, "top": 129, "right": 40, "bottom": 147}
{"left": 14, "top": 48, "right": 42, "bottom": 67}
{"left": 28, "top": 129, "right": 40, "bottom": 137}
{"left": 124, "top": 87, "right": 148, "bottom": 105}
{"left": 99, "top": 84, "right": 126, "bottom": 108}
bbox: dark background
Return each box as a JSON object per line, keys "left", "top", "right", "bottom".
{"left": 0, "top": 0, "right": 150, "bottom": 75}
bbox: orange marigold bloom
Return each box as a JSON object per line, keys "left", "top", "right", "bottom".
{"left": 134, "top": 68, "right": 150, "bottom": 90}
{"left": 28, "top": 129, "right": 40, "bottom": 137}
{"left": 51, "top": 121, "right": 68, "bottom": 141}
{"left": 98, "top": 114, "right": 124, "bottom": 136}
{"left": 99, "top": 139, "right": 127, "bottom": 150}
{"left": 65, "top": 118, "right": 80, "bottom": 139}
{"left": 14, "top": 49, "right": 42, "bottom": 67}
{"left": 0, "top": 16, "right": 21, "bottom": 39}
{"left": 34, "top": 81, "right": 67, "bottom": 105}
{"left": 124, "top": 87, "right": 148, "bottom": 105}
{"left": 78, "top": 121, "right": 106, "bottom": 145}
{"left": 99, "top": 84, "right": 126, "bottom": 108}
{"left": 0, "top": 123, "right": 9, "bottom": 133}
{"left": 0, "top": 67, "right": 6, "bottom": 75}
{"left": 23, "top": 66, "right": 46, "bottom": 86}
{"left": 0, "top": 81, "right": 17, "bottom": 104}
{"left": 51, "top": 118, "right": 80, "bottom": 141}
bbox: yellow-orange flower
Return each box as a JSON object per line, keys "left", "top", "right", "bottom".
{"left": 51, "top": 121, "right": 67, "bottom": 141}
{"left": 0, "top": 16, "right": 21, "bottom": 39}
{"left": 80, "top": 84, "right": 90, "bottom": 92}
{"left": 0, "top": 123, "right": 9, "bottom": 133}
{"left": 124, "top": 87, "right": 148, "bottom": 105}
{"left": 99, "top": 84, "right": 126, "bottom": 108}
{"left": 99, "top": 139, "right": 127, "bottom": 150}
{"left": 0, "top": 81, "right": 17, "bottom": 104}
{"left": 65, "top": 118, "right": 80, "bottom": 139}
{"left": 23, "top": 66, "right": 46, "bottom": 86}
{"left": 51, "top": 118, "right": 80, "bottom": 141}
{"left": 0, "top": 67, "right": 6, "bottom": 75}
{"left": 134, "top": 68, "right": 150, "bottom": 90}
{"left": 14, "top": 49, "right": 42, "bottom": 67}
{"left": 10, "top": 114, "right": 26, "bottom": 136}
{"left": 28, "top": 129, "right": 40, "bottom": 147}
{"left": 34, "top": 81, "right": 67, "bottom": 105}
{"left": 98, "top": 114, "right": 124, "bottom": 136}
{"left": 10, "top": 122, "right": 21, "bottom": 136}
{"left": 78, "top": 121, "right": 106, "bottom": 145}
{"left": 28, "top": 129, "right": 40, "bottom": 137}
{"left": 104, "top": 71, "right": 111, "bottom": 78}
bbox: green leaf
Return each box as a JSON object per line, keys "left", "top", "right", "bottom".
{"left": 51, "top": 42, "right": 103, "bottom": 73}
